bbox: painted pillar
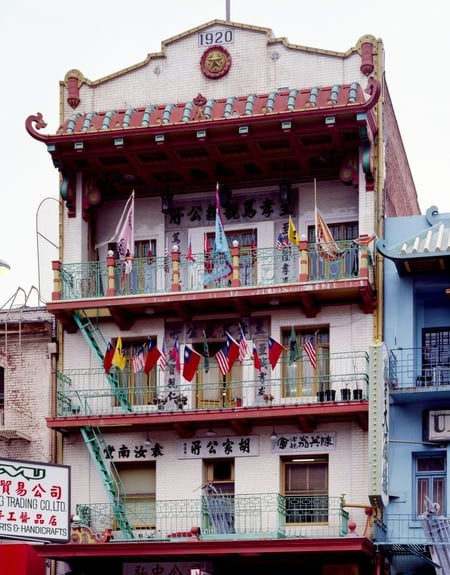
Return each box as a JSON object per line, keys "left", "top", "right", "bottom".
{"left": 51, "top": 260, "right": 61, "bottom": 300}
{"left": 231, "top": 241, "right": 240, "bottom": 287}
{"left": 299, "top": 239, "right": 309, "bottom": 282}
{"left": 106, "top": 253, "right": 116, "bottom": 296}
{"left": 171, "top": 245, "right": 181, "bottom": 292}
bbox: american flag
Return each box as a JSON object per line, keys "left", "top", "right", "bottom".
{"left": 158, "top": 340, "right": 167, "bottom": 371}
{"left": 276, "top": 232, "right": 289, "bottom": 251}
{"left": 215, "top": 346, "right": 229, "bottom": 376}
{"left": 185, "top": 237, "right": 195, "bottom": 262}
{"left": 303, "top": 337, "right": 317, "bottom": 369}
{"left": 238, "top": 325, "right": 249, "bottom": 363}
{"left": 132, "top": 346, "right": 145, "bottom": 373}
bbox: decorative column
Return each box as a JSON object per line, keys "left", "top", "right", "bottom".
{"left": 106, "top": 251, "right": 116, "bottom": 297}
{"left": 359, "top": 246, "right": 369, "bottom": 279}
{"left": 51, "top": 261, "right": 62, "bottom": 300}
{"left": 231, "top": 240, "right": 241, "bottom": 287}
{"left": 299, "top": 237, "right": 309, "bottom": 282}
{"left": 171, "top": 245, "right": 181, "bottom": 292}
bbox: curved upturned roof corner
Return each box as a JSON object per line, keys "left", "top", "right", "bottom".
{"left": 376, "top": 210, "right": 450, "bottom": 275}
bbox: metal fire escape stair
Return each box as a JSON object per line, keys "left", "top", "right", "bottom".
{"left": 67, "top": 307, "right": 135, "bottom": 539}
{"left": 73, "top": 310, "right": 132, "bottom": 412}
{"left": 420, "top": 498, "right": 450, "bottom": 575}
{"left": 80, "top": 426, "right": 134, "bottom": 540}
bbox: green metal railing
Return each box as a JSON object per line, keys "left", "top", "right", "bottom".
{"left": 56, "top": 242, "right": 372, "bottom": 300}
{"left": 75, "top": 494, "right": 349, "bottom": 542}
{"left": 56, "top": 351, "right": 369, "bottom": 417}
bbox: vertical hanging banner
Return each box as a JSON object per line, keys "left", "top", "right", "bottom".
{"left": 0, "top": 457, "right": 70, "bottom": 542}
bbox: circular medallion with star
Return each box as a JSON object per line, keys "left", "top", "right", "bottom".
{"left": 200, "top": 46, "right": 232, "bottom": 79}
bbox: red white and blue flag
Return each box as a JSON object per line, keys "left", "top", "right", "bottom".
{"left": 238, "top": 324, "right": 249, "bottom": 363}
{"left": 268, "top": 336, "right": 284, "bottom": 369}
{"left": 144, "top": 340, "right": 162, "bottom": 375}
{"left": 132, "top": 346, "right": 145, "bottom": 373}
{"left": 183, "top": 345, "right": 201, "bottom": 382}
{"left": 171, "top": 338, "right": 181, "bottom": 373}
{"left": 303, "top": 336, "right": 317, "bottom": 369}
{"left": 215, "top": 332, "right": 239, "bottom": 376}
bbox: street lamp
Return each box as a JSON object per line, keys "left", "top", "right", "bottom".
{"left": 0, "top": 259, "right": 10, "bottom": 275}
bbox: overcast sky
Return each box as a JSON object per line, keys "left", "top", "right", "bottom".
{"left": 1, "top": 0, "right": 448, "bottom": 306}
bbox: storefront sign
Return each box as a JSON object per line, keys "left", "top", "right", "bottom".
{"left": 426, "top": 410, "right": 450, "bottom": 442}
{"left": 272, "top": 432, "right": 336, "bottom": 453}
{"left": 0, "top": 457, "right": 70, "bottom": 542}
{"left": 178, "top": 435, "right": 259, "bottom": 459}
{"left": 124, "top": 561, "right": 212, "bottom": 575}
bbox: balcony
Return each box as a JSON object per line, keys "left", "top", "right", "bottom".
{"left": 49, "top": 352, "right": 369, "bottom": 433}
{"left": 73, "top": 493, "right": 350, "bottom": 543}
{"left": 48, "top": 242, "right": 376, "bottom": 332}
{"left": 389, "top": 347, "right": 450, "bottom": 402}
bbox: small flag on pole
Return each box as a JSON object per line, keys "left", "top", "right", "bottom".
{"left": 303, "top": 336, "right": 317, "bottom": 369}
{"left": 203, "top": 331, "right": 210, "bottom": 373}
{"left": 268, "top": 336, "right": 284, "bottom": 369}
{"left": 103, "top": 341, "right": 115, "bottom": 374}
{"left": 238, "top": 325, "right": 249, "bottom": 363}
{"left": 276, "top": 232, "right": 289, "bottom": 251}
{"left": 183, "top": 345, "right": 202, "bottom": 382}
{"left": 158, "top": 340, "right": 167, "bottom": 372}
{"left": 253, "top": 343, "right": 262, "bottom": 371}
{"left": 185, "top": 237, "right": 195, "bottom": 262}
{"left": 315, "top": 208, "right": 340, "bottom": 261}
{"left": 289, "top": 327, "right": 301, "bottom": 365}
{"left": 112, "top": 336, "right": 127, "bottom": 371}
{"left": 288, "top": 215, "right": 298, "bottom": 246}
{"left": 171, "top": 338, "right": 181, "bottom": 373}
{"left": 144, "top": 340, "right": 162, "bottom": 374}
{"left": 132, "top": 346, "right": 145, "bottom": 373}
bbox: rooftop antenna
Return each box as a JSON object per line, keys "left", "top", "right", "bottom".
{"left": 226, "top": 0, "right": 230, "bottom": 21}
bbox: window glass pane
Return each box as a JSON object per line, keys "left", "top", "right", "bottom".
{"left": 417, "top": 455, "right": 445, "bottom": 472}
{"left": 417, "top": 478, "right": 429, "bottom": 515}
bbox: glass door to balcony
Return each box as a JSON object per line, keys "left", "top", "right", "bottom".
{"left": 194, "top": 341, "right": 242, "bottom": 408}
{"left": 282, "top": 330, "right": 329, "bottom": 398}
{"left": 115, "top": 340, "right": 157, "bottom": 407}
{"left": 422, "top": 328, "right": 450, "bottom": 386}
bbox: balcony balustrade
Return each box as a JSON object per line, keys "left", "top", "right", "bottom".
{"left": 74, "top": 494, "right": 350, "bottom": 542}
{"left": 52, "top": 242, "right": 372, "bottom": 301}
{"left": 375, "top": 513, "right": 446, "bottom": 546}
{"left": 389, "top": 347, "right": 450, "bottom": 390}
{"left": 56, "top": 351, "right": 369, "bottom": 417}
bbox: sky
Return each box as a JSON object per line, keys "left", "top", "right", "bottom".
{"left": 1, "top": 0, "right": 449, "bottom": 307}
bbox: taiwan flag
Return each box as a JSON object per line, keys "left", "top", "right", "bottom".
{"left": 171, "top": 338, "right": 181, "bottom": 373}
{"left": 182, "top": 345, "right": 201, "bottom": 382}
{"left": 144, "top": 340, "right": 162, "bottom": 375}
{"left": 268, "top": 336, "right": 284, "bottom": 369}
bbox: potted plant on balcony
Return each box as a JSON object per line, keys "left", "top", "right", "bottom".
{"left": 340, "top": 383, "right": 351, "bottom": 401}
{"left": 263, "top": 393, "right": 274, "bottom": 405}
{"left": 353, "top": 387, "right": 363, "bottom": 400}
{"left": 234, "top": 397, "right": 242, "bottom": 407}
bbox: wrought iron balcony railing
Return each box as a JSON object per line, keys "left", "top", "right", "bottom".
{"left": 52, "top": 242, "right": 373, "bottom": 301}
{"left": 389, "top": 347, "right": 450, "bottom": 390}
{"left": 56, "top": 352, "right": 369, "bottom": 417}
{"left": 74, "top": 493, "right": 350, "bottom": 542}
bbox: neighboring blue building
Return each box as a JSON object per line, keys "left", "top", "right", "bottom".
{"left": 377, "top": 206, "right": 450, "bottom": 575}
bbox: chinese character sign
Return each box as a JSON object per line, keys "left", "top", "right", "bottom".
{"left": 0, "top": 457, "right": 70, "bottom": 542}
{"left": 178, "top": 436, "right": 259, "bottom": 459}
{"left": 272, "top": 432, "right": 336, "bottom": 453}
